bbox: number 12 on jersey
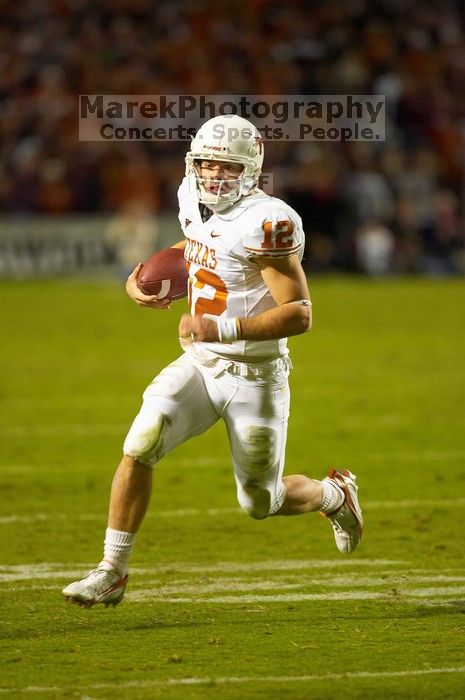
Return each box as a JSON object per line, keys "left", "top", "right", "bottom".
{"left": 260, "top": 220, "right": 294, "bottom": 250}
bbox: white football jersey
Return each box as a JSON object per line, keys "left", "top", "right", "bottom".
{"left": 178, "top": 175, "right": 305, "bottom": 361}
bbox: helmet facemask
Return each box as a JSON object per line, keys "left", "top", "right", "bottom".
{"left": 186, "top": 155, "right": 257, "bottom": 211}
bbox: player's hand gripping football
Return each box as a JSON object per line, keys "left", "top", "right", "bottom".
{"left": 126, "top": 263, "right": 172, "bottom": 309}
{"left": 178, "top": 314, "right": 219, "bottom": 342}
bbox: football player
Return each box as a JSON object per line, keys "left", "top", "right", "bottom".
{"left": 63, "top": 115, "right": 363, "bottom": 607}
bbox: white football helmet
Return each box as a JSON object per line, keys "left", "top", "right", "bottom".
{"left": 185, "top": 114, "right": 264, "bottom": 211}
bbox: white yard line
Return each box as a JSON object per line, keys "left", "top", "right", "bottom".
{"left": 0, "top": 457, "right": 220, "bottom": 473}
{"left": 128, "top": 585, "right": 465, "bottom": 604}
{"left": 365, "top": 497, "right": 465, "bottom": 509}
{"left": 2, "top": 496, "right": 465, "bottom": 525}
{"left": 127, "top": 577, "right": 465, "bottom": 601}
{"left": 1, "top": 424, "right": 128, "bottom": 437}
{"left": 5, "top": 572, "right": 465, "bottom": 595}
{"left": 1, "top": 444, "right": 464, "bottom": 457}
{"left": 153, "top": 498, "right": 465, "bottom": 514}
{"left": 0, "top": 559, "right": 403, "bottom": 583}
{"left": 0, "top": 508, "right": 242, "bottom": 524}
{"left": 132, "top": 573, "right": 465, "bottom": 594}
{"left": 0, "top": 394, "right": 128, "bottom": 407}
{"left": 1, "top": 666, "right": 465, "bottom": 694}
{"left": 366, "top": 449, "right": 465, "bottom": 462}
{"left": 3, "top": 562, "right": 465, "bottom": 609}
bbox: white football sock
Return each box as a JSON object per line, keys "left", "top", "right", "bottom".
{"left": 101, "top": 528, "right": 135, "bottom": 576}
{"left": 320, "top": 479, "right": 345, "bottom": 514}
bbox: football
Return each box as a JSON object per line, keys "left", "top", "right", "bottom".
{"left": 138, "top": 247, "right": 188, "bottom": 300}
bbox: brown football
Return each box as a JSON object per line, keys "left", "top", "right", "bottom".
{"left": 138, "top": 247, "right": 188, "bottom": 300}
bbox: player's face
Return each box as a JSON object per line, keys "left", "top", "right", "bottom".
{"left": 196, "top": 160, "right": 243, "bottom": 194}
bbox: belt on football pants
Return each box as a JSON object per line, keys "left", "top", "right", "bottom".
{"left": 213, "top": 355, "right": 292, "bottom": 380}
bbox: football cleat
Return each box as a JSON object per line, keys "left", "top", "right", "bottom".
{"left": 62, "top": 565, "right": 128, "bottom": 608}
{"left": 321, "top": 469, "right": 364, "bottom": 553}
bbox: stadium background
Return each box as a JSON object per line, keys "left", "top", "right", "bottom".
{"left": 1, "top": 0, "right": 464, "bottom": 276}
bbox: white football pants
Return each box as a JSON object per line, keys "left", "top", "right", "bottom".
{"left": 123, "top": 352, "right": 291, "bottom": 518}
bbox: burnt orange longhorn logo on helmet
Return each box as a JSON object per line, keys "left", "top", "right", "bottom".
{"left": 254, "top": 136, "right": 264, "bottom": 154}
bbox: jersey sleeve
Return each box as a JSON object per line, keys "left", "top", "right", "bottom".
{"left": 177, "top": 176, "right": 202, "bottom": 234}
{"left": 242, "top": 205, "right": 305, "bottom": 260}
{"left": 177, "top": 177, "right": 189, "bottom": 227}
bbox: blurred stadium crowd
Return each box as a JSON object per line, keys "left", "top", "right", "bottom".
{"left": 1, "top": 0, "right": 464, "bottom": 274}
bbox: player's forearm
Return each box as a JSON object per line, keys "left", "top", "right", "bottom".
{"left": 239, "top": 301, "right": 312, "bottom": 341}
{"left": 178, "top": 302, "right": 311, "bottom": 344}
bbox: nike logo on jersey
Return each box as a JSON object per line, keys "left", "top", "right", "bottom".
{"left": 210, "top": 231, "right": 221, "bottom": 237}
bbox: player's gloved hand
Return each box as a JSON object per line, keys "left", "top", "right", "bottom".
{"left": 126, "top": 263, "right": 172, "bottom": 309}
{"left": 178, "top": 314, "right": 219, "bottom": 342}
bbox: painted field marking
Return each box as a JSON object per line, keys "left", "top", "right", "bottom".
{"left": 1, "top": 445, "right": 464, "bottom": 459}
{"left": 1, "top": 666, "right": 465, "bottom": 694}
{"left": 3, "top": 561, "right": 465, "bottom": 608}
{"left": 365, "top": 449, "right": 465, "bottom": 462}
{"left": 129, "top": 571, "right": 465, "bottom": 593}
{"left": 139, "top": 572, "right": 465, "bottom": 592}
{"left": 128, "top": 585, "right": 465, "bottom": 604}
{"left": 0, "top": 457, "right": 219, "bottom": 471}
{"left": 2, "top": 495, "right": 465, "bottom": 525}
{"left": 3, "top": 560, "right": 465, "bottom": 608}
{"left": 127, "top": 577, "right": 465, "bottom": 601}
{"left": 0, "top": 424, "right": 128, "bottom": 437}
{"left": 364, "top": 497, "right": 465, "bottom": 509}
{"left": 5, "top": 570, "right": 465, "bottom": 595}
{"left": 0, "top": 559, "right": 404, "bottom": 583}
{"left": 0, "top": 394, "right": 131, "bottom": 407}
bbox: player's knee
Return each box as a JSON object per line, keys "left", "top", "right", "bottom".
{"left": 237, "top": 482, "right": 272, "bottom": 520}
{"left": 123, "top": 411, "right": 169, "bottom": 467}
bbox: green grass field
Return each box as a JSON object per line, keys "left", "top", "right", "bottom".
{"left": 1, "top": 275, "right": 465, "bottom": 699}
